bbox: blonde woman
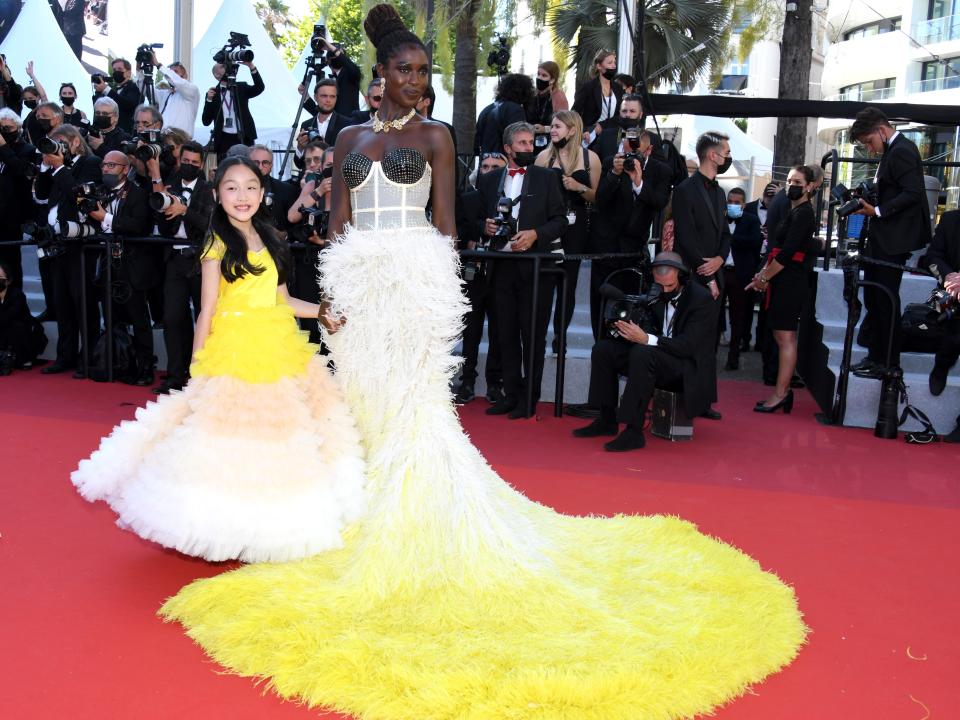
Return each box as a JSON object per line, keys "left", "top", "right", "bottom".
{"left": 535, "top": 110, "right": 601, "bottom": 349}
{"left": 572, "top": 49, "right": 622, "bottom": 147}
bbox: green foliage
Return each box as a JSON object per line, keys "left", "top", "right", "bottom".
{"left": 255, "top": 0, "right": 292, "bottom": 48}
{"left": 733, "top": 117, "right": 747, "bottom": 133}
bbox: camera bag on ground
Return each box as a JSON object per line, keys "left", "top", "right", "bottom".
{"left": 901, "top": 302, "right": 946, "bottom": 354}
{"left": 89, "top": 325, "right": 143, "bottom": 384}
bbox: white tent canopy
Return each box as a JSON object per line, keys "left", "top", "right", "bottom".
{"left": 0, "top": 0, "right": 95, "bottom": 116}
{"left": 659, "top": 114, "right": 775, "bottom": 183}
{"left": 105, "top": 0, "right": 176, "bottom": 69}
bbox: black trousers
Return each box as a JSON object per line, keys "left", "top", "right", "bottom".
{"left": 50, "top": 249, "right": 100, "bottom": 368}
{"left": 493, "top": 260, "right": 554, "bottom": 405}
{"left": 162, "top": 253, "right": 201, "bottom": 383}
{"left": 588, "top": 339, "right": 684, "bottom": 426}
{"left": 862, "top": 240, "right": 910, "bottom": 367}
{"left": 551, "top": 215, "right": 589, "bottom": 346}
{"left": 460, "top": 271, "right": 501, "bottom": 387}
{"left": 0, "top": 228, "right": 23, "bottom": 289}
{"left": 39, "top": 255, "right": 56, "bottom": 317}
{"left": 935, "top": 326, "right": 960, "bottom": 370}
{"left": 722, "top": 266, "right": 746, "bottom": 358}
{"left": 115, "top": 286, "right": 154, "bottom": 368}
{"left": 290, "top": 246, "right": 323, "bottom": 345}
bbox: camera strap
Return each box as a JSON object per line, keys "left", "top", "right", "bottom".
{"left": 891, "top": 375, "right": 939, "bottom": 442}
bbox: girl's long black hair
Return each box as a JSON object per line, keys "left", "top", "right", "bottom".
{"left": 206, "top": 156, "right": 291, "bottom": 285}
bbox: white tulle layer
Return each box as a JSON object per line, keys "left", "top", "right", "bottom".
{"left": 71, "top": 357, "right": 367, "bottom": 563}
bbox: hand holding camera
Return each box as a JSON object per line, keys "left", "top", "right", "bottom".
{"left": 945, "top": 271, "right": 960, "bottom": 298}
{"left": 87, "top": 202, "right": 107, "bottom": 223}
{"left": 613, "top": 319, "right": 647, "bottom": 344}
{"left": 510, "top": 229, "right": 537, "bottom": 252}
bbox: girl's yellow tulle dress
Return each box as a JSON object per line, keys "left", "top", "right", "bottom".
{"left": 158, "top": 155, "right": 807, "bottom": 720}
{"left": 71, "top": 238, "right": 367, "bottom": 563}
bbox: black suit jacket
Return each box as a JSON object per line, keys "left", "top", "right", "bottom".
{"left": 592, "top": 155, "right": 671, "bottom": 254}
{"left": 331, "top": 55, "right": 361, "bottom": 116}
{"left": 201, "top": 71, "right": 266, "bottom": 147}
{"left": 34, "top": 155, "right": 103, "bottom": 226}
{"left": 263, "top": 176, "right": 298, "bottom": 231}
{"left": 869, "top": 133, "right": 932, "bottom": 255}
{"left": 476, "top": 166, "right": 566, "bottom": 253}
{"left": 0, "top": 138, "right": 38, "bottom": 230}
{"left": 457, "top": 186, "right": 483, "bottom": 248}
{"left": 156, "top": 173, "right": 215, "bottom": 256}
{"left": 92, "top": 81, "right": 142, "bottom": 134}
{"left": 648, "top": 280, "right": 717, "bottom": 417}
{"left": 728, "top": 211, "right": 763, "bottom": 286}
{"left": 672, "top": 171, "right": 731, "bottom": 288}
{"left": 922, "top": 208, "right": 960, "bottom": 277}
{"left": 93, "top": 127, "right": 133, "bottom": 159}
{"left": 102, "top": 180, "right": 158, "bottom": 290}
{"left": 572, "top": 77, "right": 624, "bottom": 129}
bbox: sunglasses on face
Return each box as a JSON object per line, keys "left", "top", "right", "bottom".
{"left": 370, "top": 95, "right": 382, "bottom": 102}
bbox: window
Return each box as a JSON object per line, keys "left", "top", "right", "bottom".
{"left": 843, "top": 17, "right": 902, "bottom": 40}
{"left": 838, "top": 78, "right": 896, "bottom": 101}
{"left": 917, "top": 57, "right": 960, "bottom": 92}
{"left": 928, "top": 0, "right": 960, "bottom": 21}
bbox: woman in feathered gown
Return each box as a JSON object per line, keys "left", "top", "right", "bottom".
{"left": 160, "top": 6, "right": 807, "bottom": 718}
{"left": 71, "top": 157, "right": 366, "bottom": 563}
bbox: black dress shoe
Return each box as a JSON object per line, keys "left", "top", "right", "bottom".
{"left": 699, "top": 407, "right": 722, "bottom": 421}
{"left": 485, "top": 397, "right": 517, "bottom": 415}
{"left": 453, "top": 383, "right": 476, "bottom": 404}
{"left": 485, "top": 384, "right": 505, "bottom": 404}
{"left": 850, "top": 358, "right": 883, "bottom": 378}
{"left": 725, "top": 354, "right": 740, "bottom": 371}
{"left": 73, "top": 369, "right": 87, "bottom": 380}
{"left": 508, "top": 402, "right": 532, "bottom": 420}
{"left": 930, "top": 363, "right": 950, "bottom": 396}
{"left": 604, "top": 427, "right": 646, "bottom": 452}
{"left": 572, "top": 419, "right": 619, "bottom": 438}
{"left": 42, "top": 363, "right": 71, "bottom": 375}
{"left": 134, "top": 371, "right": 154, "bottom": 387}
{"left": 754, "top": 390, "right": 794, "bottom": 414}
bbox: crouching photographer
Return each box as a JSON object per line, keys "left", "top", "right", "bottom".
{"left": 922, "top": 208, "right": 960, "bottom": 442}
{"left": 573, "top": 252, "right": 717, "bottom": 452}
{"left": 86, "top": 150, "right": 156, "bottom": 385}
{"left": 154, "top": 141, "right": 214, "bottom": 394}
{"left": 32, "top": 125, "right": 103, "bottom": 376}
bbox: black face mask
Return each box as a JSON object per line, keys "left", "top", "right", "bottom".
{"left": 112, "top": 71, "right": 126, "bottom": 84}
{"left": 716, "top": 155, "right": 732, "bottom": 175}
{"left": 60, "top": 95, "right": 76, "bottom": 107}
{"left": 24, "top": 99, "right": 38, "bottom": 110}
{"left": 787, "top": 185, "right": 805, "bottom": 201}
{"left": 101, "top": 173, "right": 124, "bottom": 190}
{"left": 37, "top": 118, "right": 52, "bottom": 133}
{"left": 512, "top": 150, "right": 537, "bottom": 167}
{"left": 0, "top": 129, "right": 18, "bottom": 144}
{"left": 552, "top": 137, "right": 569, "bottom": 150}
{"left": 602, "top": 68, "right": 617, "bottom": 81}
{"left": 619, "top": 116, "right": 638, "bottom": 131}
{"left": 179, "top": 164, "right": 201, "bottom": 182}
{"left": 93, "top": 115, "right": 112, "bottom": 130}
{"left": 535, "top": 78, "right": 550, "bottom": 91}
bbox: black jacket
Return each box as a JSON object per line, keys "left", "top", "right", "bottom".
{"left": 0, "top": 137, "right": 38, "bottom": 231}
{"left": 572, "top": 77, "right": 623, "bottom": 129}
{"left": 456, "top": 186, "right": 483, "bottom": 248}
{"left": 156, "top": 173, "right": 215, "bottom": 256}
{"left": 0, "top": 78, "right": 22, "bottom": 115}
{"left": 869, "top": 133, "right": 932, "bottom": 256}
{"left": 475, "top": 101, "right": 526, "bottom": 155}
{"left": 592, "top": 154, "right": 671, "bottom": 254}
{"left": 93, "top": 81, "right": 142, "bottom": 134}
{"left": 299, "top": 110, "right": 351, "bottom": 146}
{"left": 331, "top": 55, "right": 362, "bottom": 116}
{"left": 34, "top": 154, "right": 103, "bottom": 226}
{"left": 672, "top": 171, "right": 731, "bottom": 288}
{"left": 922, "top": 208, "right": 960, "bottom": 277}
{"left": 476, "top": 166, "right": 567, "bottom": 254}
{"left": 727, "top": 211, "right": 764, "bottom": 286}
{"left": 648, "top": 280, "right": 717, "bottom": 417}
{"left": 263, "top": 176, "right": 299, "bottom": 231}
{"left": 101, "top": 180, "right": 158, "bottom": 291}
{"left": 92, "top": 126, "right": 133, "bottom": 159}
{"left": 201, "top": 71, "right": 266, "bottom": 147}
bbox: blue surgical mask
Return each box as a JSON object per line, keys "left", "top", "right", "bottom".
{"left": 726, "top": 203, "right": 743, "bottom": 219}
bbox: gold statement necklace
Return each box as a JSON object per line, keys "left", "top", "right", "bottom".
{"left": 372, "top": 107, "right": 417, "bottom": 134}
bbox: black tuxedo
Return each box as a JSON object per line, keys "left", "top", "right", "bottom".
{"left": 294, "top": 112, "right": 352, "bottom": 171}
{"left": 202, "top": 71, "right": 266, "bottom": 152}
{"left": 672, "top": 171, "right": 731, "bottom": 289}
{"left": 92, "top": 126, "right": 133, "bottom": 159}
{"left": 476, "top": 165, "right": 566, "bottom": 411}
{"left": 861, "top": 132, "right": 932, "bottom": 366}
{"left": 156, "top": 173, "right": 214, "bottom": 385}
{"left": 723, "top": 211, "right": 763, "bottom": 361}
{"left": 263, "top": 176, "right": 298, "bottom": 230}
{"left": 0, "top": 137, "right": 38, "bottom": 287}
{"left": 571, "top": 78, "right": 624, "bottom": 129}
{"left": 588, "top": 280, "right": 717, "bottom": 424}
{"left": 331, "top": 56, "right": 362, "bottom": 116}
{"left": 92, "top": 81, "right": 142, "bottom": 134}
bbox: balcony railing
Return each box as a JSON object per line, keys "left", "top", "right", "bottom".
{"left": 826, "top": 86, "right": 896, "bottom": 102}
{"left": 914, "top": 14, "right": 960, "bottom": 44}
{"left": 911, "top": 74, "right": 960, "bottom": 93}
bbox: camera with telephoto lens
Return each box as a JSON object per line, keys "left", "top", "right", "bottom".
{"left": 927, "top": 264, "right": 959, "bottom": 324}
{"left": 490, "top": 195, "right": 516, "bottom": 248}
{"left": 59, "top": 220, "right": 99, "bottom": 239}
{"left": 623, "top": 127, "right": 642, "bottom": 172}
{"left": 73, "top": 181, "right": 112, "bottom": 214}
{"left": 135, "top": 43, "right": 163, "bottom": 74}
{"left": 214, "top": 32, "right": 254, "bottom": 83}
{"left": 297, "top": 205, "right": 330, "bottom": 238}
{"left": 37, "top": 136, "right": 74, "bottom": 166}
{"left": 487, "top": 35, "right": 511, "bottom": 76}
{"left": 600, "top": 282, "right": 662, "bottom": 340}
{"left": 22, "top": 220, "right": 65, "bottom": 259}
{"left": 120, "top": 129, "right": 164, "bottom": 161}
{"left": 831, "top": 180, "right": 877, "bottom": 218}
{"left": 149, "top": 191, "right": 185, "bottom": 212}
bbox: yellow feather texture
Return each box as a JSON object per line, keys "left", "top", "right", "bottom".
{"left": 161, "top": 226, "right": 807, "bottom": 719}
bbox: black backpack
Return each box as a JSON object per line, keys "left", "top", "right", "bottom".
{"left": 89, "top": 325, "right": 144, "bottom": 384}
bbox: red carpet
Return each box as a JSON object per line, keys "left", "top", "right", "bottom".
{"left": 1, "top": 372, "right": 958, "bottom": 719}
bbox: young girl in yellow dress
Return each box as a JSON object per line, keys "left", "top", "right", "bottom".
{"left": 71, "top": 156, "right": 366, "bottom": 563}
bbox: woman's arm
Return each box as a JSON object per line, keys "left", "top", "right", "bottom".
{"left": 327, "top": 125, "right": 360, "bottom": 239}
{"left": 277, "top": 284, "right": 321, "bottom": 319}
{"left": 582, "top": 149, "right": 601, "bottom": 204}
{"left": 429, "top": 124, "right": 457, "bottom": 238}
{"left": 192, "top": 259, "right": 221, "bottom": 356}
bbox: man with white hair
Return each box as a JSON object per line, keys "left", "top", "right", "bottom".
{"left": 144, "top": 50, "right": 200, "bottom": 135}
{"left": 0, "top": 108, "right": 37, "bottom": 288}
{"left": 87, "top": 97, "right": 133, "bottom": 159}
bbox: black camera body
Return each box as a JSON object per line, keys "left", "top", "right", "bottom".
{"left": 91, "top": 72, "right": 105, "bottom": 85}
{"left": 214, "top": 32, "right": 254, "bottom": 83}
{"left": 600, "top": 282, "right": 662, "bottom": 340}
{"left": 73, "top": 181, "right": 112, "bottom": 214}
{"left": 298, "top": 205, "right": 330, "bottom": 238}
{"left": 136, "top": 42, "right": 163, "bottom": 74}
{"left": 491, "top": 195, "right": 516, "bottom": 247}
{"left": 36, "top": 136, "right": 74, "bottom": 166}
{"left": 120, "top": 129, "right": 164, "bottom": 162}
{"left": 23, "top": 221, "right": 65, "bottom": 259}
{"left": 487, "top": 35, "right": 511, "bottom": 76}
{"left": 831, "top": 180, "right": 877, "bottom": 218}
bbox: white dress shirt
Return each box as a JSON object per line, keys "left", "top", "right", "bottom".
{"left": 154, "top": 66, "right": 200, "bottom": 135}
{"left": 646, "top": 292, "right": 681, "bottom": 347}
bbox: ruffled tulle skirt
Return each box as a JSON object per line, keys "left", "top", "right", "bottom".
{"left": 72, "top": 302, "right": 366, "bottom": 563}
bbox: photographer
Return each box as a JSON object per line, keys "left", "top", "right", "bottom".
{"left": 315, "top": 37, "right": 361, "bottom": 116}
{"left": 350, "top": 78, "right": 383, "bottom": 125}
{"left": 592, "top": 93, "right": 644, "bottom": 163}
{"left": 477, "top": 121, "right": 566, "bottom": 419}
{"left": 35, "top": 101, "right": 64, "bottom": 138}
{"left": 0, "top": 108, "right": 37, "bottom": 289}
{"left": 589, "top": 125, "right": 671, "bottom": 339}
{"left": 572, "top": 49, "right": 623, "bottom": 152}
{"left": 202, "top": 58, "right": 264, "bottom": 159}
{"left": 848, "top": 107, "right": 932, "bottom": 377}
{"left": 32, "top": 125, "right": 103, "bottom": 376}
{"left": 154, "top": 140, "right": 213, "bottom": 394}
{"left": 475, "top": 74, "right": 534, "bottom": 156}
{"left": 924, "top": 210, "right": 960, "bottom": 399}
{"left": 86, "top": 150, "right": 156, "bottom": 385}
{"left": 143, "top": 51, "right": 200, "bottom": 134}
{"left": 0, "top": 53, "right": 22, "bottom": 114}
{"left": 295, "top": 79, "right": 350, "bottom": 167}
{"left": 92, "top": 58, "right": 143, "bottom": 134}
{"left": 87, "top": 97, "right": 132, "bottom": 158}
{"left": 287, "top": 143, "right": 333, "bottom": 344}
{"left": 451, "top": 151, "right": 508, "bottom": 405}
{"left": 573, "top": 252, "right": 716, "bottom": 452}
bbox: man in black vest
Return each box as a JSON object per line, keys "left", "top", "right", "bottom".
{"left": 849, "top": 107, "right": 932, "bottom": 377}
{"left": 670, "top": 131, "right": 732, "bottom": 420}
{"left": 477, "top": 121, "right": 566, "bottom": 418}
{"left": 202, "top": 60, "right": 265, "bottom": 159}
{"left": 573, "top": 252, "right": 716, "bottom": 451}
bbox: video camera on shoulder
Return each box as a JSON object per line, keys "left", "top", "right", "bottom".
{"left": 831, "top": 180, "right": 877, "bottom": 218}
{"left": 490, "top": 195, "right": 517, "bottom": 248}
{"left": 600, "top": 282, "right": 662, "bottom": 340}
{"left": 487, "top": 35, "right": 511, "bottom": 77}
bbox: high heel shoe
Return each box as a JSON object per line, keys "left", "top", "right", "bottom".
{"left": 753, "top": 390, "right": 794, "bottom": 414}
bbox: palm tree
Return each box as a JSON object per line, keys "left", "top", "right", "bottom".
{"left": 256, "top": 0, "right": 292, "bottom": 48}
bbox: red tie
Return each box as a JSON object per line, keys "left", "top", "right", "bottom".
{"left": 508, "top": 167, "right": 526, "bottom": 177}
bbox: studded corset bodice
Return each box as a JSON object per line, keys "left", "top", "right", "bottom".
{"left": 342, "top": 147, "right": 433, "bottom": 231}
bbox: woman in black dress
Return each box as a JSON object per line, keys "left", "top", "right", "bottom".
{"left": 747, "top": 165, "right": 818, "bottom": 413}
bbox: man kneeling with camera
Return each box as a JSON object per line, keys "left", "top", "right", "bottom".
{"left": 573, "top": 251, "right": 717, "bottom": 451}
